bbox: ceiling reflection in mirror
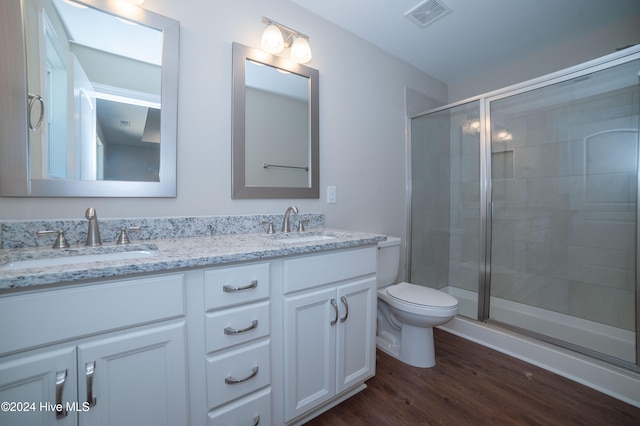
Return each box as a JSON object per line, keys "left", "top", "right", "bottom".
{"left": 27, "top": 0, "right": 163, "bottom": 182}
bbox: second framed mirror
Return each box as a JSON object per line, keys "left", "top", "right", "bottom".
{"left": 231, "top": 42, "right": 319, "bottom": 199}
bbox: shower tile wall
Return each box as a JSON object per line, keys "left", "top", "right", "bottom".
{"left": 490, "top": 62, "right": 640, "bottom": 331}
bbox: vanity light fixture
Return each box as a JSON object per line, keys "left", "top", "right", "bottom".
{"left": 261, "top": 23, "right": 285, "bottom": 54}
{"left": 260, "top": 17, "right": 312, "bottom": 63}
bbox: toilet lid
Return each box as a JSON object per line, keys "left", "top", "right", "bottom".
{"left": 386, "top": 282, "right": 458, "bottom": 308}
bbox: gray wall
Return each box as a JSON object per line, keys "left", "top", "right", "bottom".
{"left": 0, "top": 0, "right": 447, "bottom": 273}
{"left": 448, "top": 13, "right": 640, "bottom": 103}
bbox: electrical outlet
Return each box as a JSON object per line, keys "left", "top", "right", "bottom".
{"left": 327, "top": 186, "right": 337, "bottom": 204}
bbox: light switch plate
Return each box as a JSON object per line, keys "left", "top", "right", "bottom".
{"left": 327, "top": 186, "right": 337, "bottom": 204}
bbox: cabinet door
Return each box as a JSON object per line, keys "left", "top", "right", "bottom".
{"left": 0, "top": 347, "right": 77, "bottom": 426}
{"left": 283, "top": 287, "right": 336, "bottom": 422}
{"left": 77, "top": 322, "right": 187, "bottom": 426}
{"left": 336, "top": 277, "right": 377, "bottom": 393}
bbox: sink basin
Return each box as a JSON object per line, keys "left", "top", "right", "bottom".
{"left": 274, "top": 234, "right": 336, "bottom": 244}
{"left": 269, "top": 230, "right": 354, "bottom": 244}
{"left": 0, "top": 249, "right": 158, "bottom": 272}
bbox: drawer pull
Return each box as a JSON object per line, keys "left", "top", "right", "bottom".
{"left": 254, "top": 415, "right": 260, "bottom": 425}
{"left": 225, "top": 366, "right": 259, "bottom": 384}
{"left": 340, "top": 296, "right": 349, "bottom": 323}
{"left": 85, "top": 361, "right": 97, "bottom": 407}
{"left": 223, "top": 280, "right": 258, "bottom": 293}
{"left": 224, "top": 319, "right": 258, "bottom": 335}
{"left": 330, "top": 298, "right": 338, "bottom": 326}
{"left": 55, "top": 369, "right": 68, "bottom": 419}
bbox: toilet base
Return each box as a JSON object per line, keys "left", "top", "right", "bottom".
{"left": 376, "top": 323, "right": 437, "bottom": 368}
{"left": 376, "top": 324, "right": 436, "bottom": 368}
{"left": 376, "top": 298, "right": 440, "bottom": 368}
{"left": 399, "top": 324, "right": 435, "bottom": 368}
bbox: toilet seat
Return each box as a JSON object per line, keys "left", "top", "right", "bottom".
{"left": 386, "top": 282, "right": 458, "bottom": 309}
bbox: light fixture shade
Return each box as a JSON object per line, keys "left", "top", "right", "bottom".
{"left": 290, "top": 37, "right": 312, "bottom": 63}
{"left": 261, "top": 24, "right": 285, "bottom": 54}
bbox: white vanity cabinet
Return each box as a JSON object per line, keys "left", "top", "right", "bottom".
{"left": 0, "top": 346, "right": 78, "bottom": 426}
{"left": 0, "top": 274, "right": 188, "bottom": 426}
{"left": 0, "top": 237, "right": 380, "bottom": 426}
{"left": 202, "top": 263, "right": 273, "bottom": 425}
{"left": 281, "top": 247, "right": 377, "bottom": 423}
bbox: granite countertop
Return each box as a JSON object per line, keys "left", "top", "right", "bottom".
{"left": 0, "top": 229, "right": 385, "bottom": 292}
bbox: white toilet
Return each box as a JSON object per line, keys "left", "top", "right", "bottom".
{"left": 376, "top": 236, "right": 458, "bottom": 368}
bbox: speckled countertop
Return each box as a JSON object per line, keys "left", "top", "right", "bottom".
{"left": 0, "top": 228, "right": 385, "bottom": 292}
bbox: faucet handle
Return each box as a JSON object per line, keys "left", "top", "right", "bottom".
{"left": 37, "top": 230, "right": 70, "bottom": 249}
{"left": 116, "top": 227, "right": 141, "bottom": 245}
{"left": 297, "top": 219, "right": 309, "bottom": 232}
{"left": 260, "top": 221, "right": 275, "bottom": 234}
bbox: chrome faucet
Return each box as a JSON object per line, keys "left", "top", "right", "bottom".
{"left": 85, "top": 207, "right": 102, "bottom": 246}
{"left": 281, "top": 205, "right": 299, "bottom": 233}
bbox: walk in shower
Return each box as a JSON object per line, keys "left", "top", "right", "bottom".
{"left": 409, "top": 47, "right": 640, "bottom": 370}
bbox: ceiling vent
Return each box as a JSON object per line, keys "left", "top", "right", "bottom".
{"left": 405, "top": 0, "right": 451, "bottom": 28}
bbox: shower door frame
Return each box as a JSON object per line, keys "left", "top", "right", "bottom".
{"left": 407, "top": 45, "right": 640, "bottom": 371}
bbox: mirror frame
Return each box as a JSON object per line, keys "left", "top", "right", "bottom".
{"left": 0, "top": 0, "right": 179, "bottom": 197}
{"left": 232, "top": 42, "right": 319, "bottom": 199}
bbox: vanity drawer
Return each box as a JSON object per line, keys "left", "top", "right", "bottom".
{"left": 204, "top": 263, "right": 270, "bottom": 310}
{"left": 208, "top": 387, "right": 271, "bottom": 426}
{"left": 207, "top": 339, "right": 271, "bottom": 409}
{"left": 284, "top": 247, "right": 376, "bottom": 294}
{"left": 205, "top": 301, "right": 270, "bottom": 353}
{"left": 0, "top": 273, "right": 185, "bottom": 355}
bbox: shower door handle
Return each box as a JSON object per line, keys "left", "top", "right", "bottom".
{"left": 489, "top": 202, "right": 494, "bottom": 219}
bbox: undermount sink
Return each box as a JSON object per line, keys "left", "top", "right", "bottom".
{"left": 269, "top": 230, "right": 353, "bottom": 244}
{"left": 274, "top": 234, "right": 336, "bottom": 244}
{"left": 0, "top": 247, "right": 158, "bottom": 272}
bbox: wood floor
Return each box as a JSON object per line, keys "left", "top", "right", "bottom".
{"left": 306, "top": 329, "right": 640, "bottom": 425}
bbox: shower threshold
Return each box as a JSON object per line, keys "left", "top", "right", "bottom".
{"left": 444, "top": 286, "right": 635, "bottom": 363}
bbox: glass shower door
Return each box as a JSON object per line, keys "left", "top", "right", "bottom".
{"left": 410, "top": 100, "right": 482, "bottom": 319}
{"left": 487, "top": 59, "right": 640, "bottom": 364}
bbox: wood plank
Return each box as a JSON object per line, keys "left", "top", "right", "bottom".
{"left": 307, "top": 329, "right": 640, "bottom": 425}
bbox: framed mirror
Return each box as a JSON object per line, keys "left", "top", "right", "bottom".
{"left": 232, "top": 42, "right": 319, "bottom": 199}
{"left": 0, "top": 0, "right": 179, "bottom": 197}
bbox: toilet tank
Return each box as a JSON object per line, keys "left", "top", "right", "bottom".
{"left": 377, "top": 236, "right": 401, "bottom": 287}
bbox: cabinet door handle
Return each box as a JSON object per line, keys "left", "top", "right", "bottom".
{"left": 225, "top": 366, "right": 259, "bottom": 384}
{"left": 330, "top": 298, "right": 338, "bottom": 326}
{"left": 254, "top": 415, "right": 260, "bottom": 425}
{"left": 340, "top": 296, "right": 349, "bottom": 323}
{"left": 224, "top": 319, "right": 258, "bottom": 335}
{"left": 85, "top": 361, "right": 97, "bottom": 407}
{"left": 223, "top": 280, "right": 258, "bottom": 293}
{"left": 55, "top": 369, "right": 68, "bottom": 419}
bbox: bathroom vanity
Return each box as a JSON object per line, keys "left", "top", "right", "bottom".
{"left": 0, "top": 218, "right": 383, "bottom": 425}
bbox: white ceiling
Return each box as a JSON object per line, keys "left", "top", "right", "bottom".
{"left": 52, "top": 0, "right": 162, "bottom": 65}
{"left": 289, "top": 0, "right": 640, "bottom": 84}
